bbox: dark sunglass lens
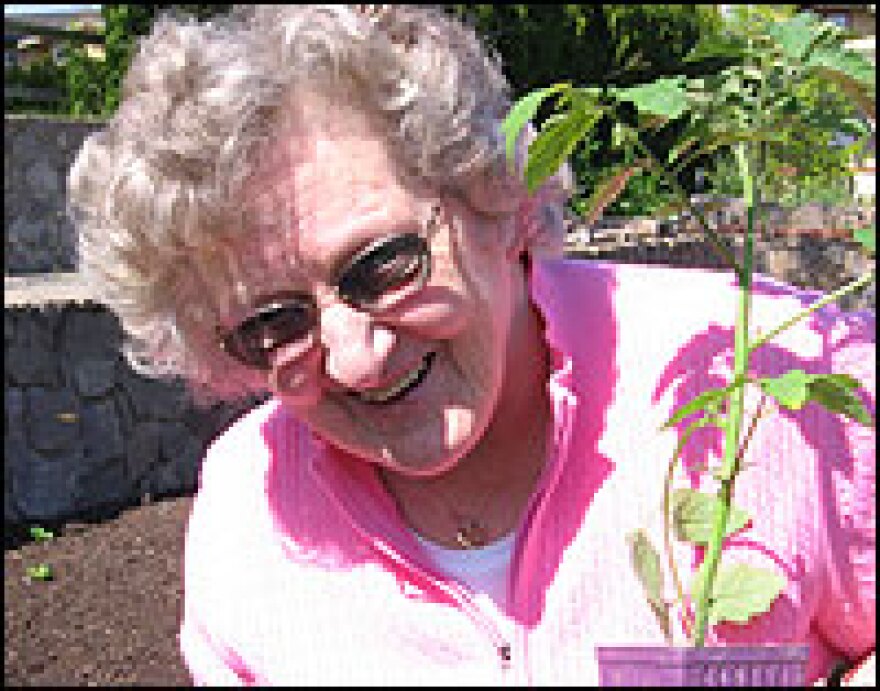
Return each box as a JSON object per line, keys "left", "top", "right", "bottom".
{"left": 225, "top": 300, "right": 315, "bottom": 369}
{"left": 223, "top": 330, "right": 270, "bottom": 370}
{"left": 339, "top": 234, "right": 428, "bottom": 306}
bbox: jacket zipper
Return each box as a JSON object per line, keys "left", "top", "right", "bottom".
{"left": 372, "top": 539, "right": 516, "bottom": 674}
{"left": 309, "top": 457, "right": 516, "bottom": 678}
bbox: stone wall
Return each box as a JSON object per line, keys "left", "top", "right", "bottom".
{"left": 568, "top": 232, "right": 875, "bottom": 312}
{"left": 4, "top": 115, "right": 104, "bottom": 275}
{"left": 5, "top": 275, "right": 265, "bottom": 525}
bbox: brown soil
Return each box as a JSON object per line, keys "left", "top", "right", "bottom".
{"left": 4, "top": 495, "right": 194, "bottom": 686}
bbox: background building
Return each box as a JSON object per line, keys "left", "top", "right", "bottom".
{"left": 4, "top": 4, "right": 104, "bottom": 69}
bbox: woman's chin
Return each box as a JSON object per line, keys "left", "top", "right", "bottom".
{"left": 371, "top": 410, "right": 486, "bottom": 477}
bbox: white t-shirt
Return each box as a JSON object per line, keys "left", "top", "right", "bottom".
{"left": 414, "top": 530, "right": 517, "bottom": 611}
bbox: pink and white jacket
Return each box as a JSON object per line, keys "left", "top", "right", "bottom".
{"left": 180, "top": 259, "right": 875, "bottom": 685}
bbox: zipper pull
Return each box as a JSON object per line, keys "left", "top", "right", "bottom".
{"left": 499, "top": 643, "right": 512, "bottom": 667}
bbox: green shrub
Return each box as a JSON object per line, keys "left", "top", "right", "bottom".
{"left": 446, "top": 5, "right": 726, "bottom": 216}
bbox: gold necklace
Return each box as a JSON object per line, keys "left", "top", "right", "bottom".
{"left": 378, "top": 469, "right": 502, "bottom": 549}
{"left": 378, "top": 439, "right": 548, "bottom": 551}
{"left": 453, "top": 518, "right": 490, "bottom": 549}
{"left": 449, "top": 497, "right": 498, "bottom": 549}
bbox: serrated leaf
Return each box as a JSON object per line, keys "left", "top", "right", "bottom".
{"left": 524, "top": 106, "right": 603, "bottom": 194}
{"left": 808, "top": 374, "right": 874, "bottom": 427}
{"left": 626, "top": 530, "right": 671, "bottom": 641}
{"left": 693, "top": 562, "right": 786, "bottom": 626}
{"left": 672, "top": 489, "right": 751, "bottom": 546}
{"left": 614, "top": 77, "right": 690, "bottom": 121}
{"left": 501, "top": 83, "right": 569, "bottom": 169}
{"left": 853, "top": 226, "right": 875, "bottom": 257}
{"left": 807, "top": 45, "right": 875, "bottom": 89}
{"left": 758, "top": 369, "right": 811, "bottom": 410}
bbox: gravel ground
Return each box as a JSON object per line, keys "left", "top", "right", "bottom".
{"left": 4, "top": 495, "right": 194, "bottom": 686}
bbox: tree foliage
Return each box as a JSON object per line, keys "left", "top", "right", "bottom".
{"left": 504, "top": 7, "right": 873, "bottom": 220}
{"left": 7, "top": 5, "right": 865, "bottom": 213}
{"left": 699, "top": 5, "right": 869, "bottom": 207}
{"left": 446, "top": 4, "right": 729, "bottom": 216}
{"left": 4, "top": 5, "right": 230, "bottom": 117}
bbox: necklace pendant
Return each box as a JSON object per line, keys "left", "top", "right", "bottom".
{"left": 455, "top": 520, "right": 487, "bottom": 549}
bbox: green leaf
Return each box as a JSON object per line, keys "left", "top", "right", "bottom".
{"left": 807, "top": 45, "right": 875, "bottom": 89}
{"left": 768, "top": 12, "right": 821, "bottom": 62}
{"left": 650, "top": 198, "right": 690, "bottom": 221}
{"left": 524, "top": 106, "right": 603, "bottom": 194}
{"left": 758, "top": 369, "right": 811, "bottom": 410}
{"left": 662, "top": 379, "right": 746, "bottom": 430}
{"left": 611, "top": 122, "right": 628, "bottom": 148}
{"left": 26, "top": 563, "right": 54, "bottom": 581}
{"left": 501, "top": 83, "right": 570, "bottom": 169}
{"left": 693, "top": 562, "right": 786, "bottom": 626}
{"left": 671, "top": 489, "right": 751, "bottom": 545}
{"left": 684, "top": 33, "right": 748, "bottom": 64}
{"left": 853, "top": 226, "right": 875, "bottom": 257}
{"left": 614, "top": 77, "right": 690, "bottom": 121}
{"left": 761, "top": 371, "right": 873, "bottom": 426}
{"left": 626, "top": 530, "right": 671, "bottom": 642}
{"left": 669, "top": 128, "right": 786, "bottom": 176}
{"left": 28, "top": 526, "right": 55, "bottom": 542}
{"left": 806, "top": 47, "right": 876, "bottom": 120}
{"left": 807, "top": 374, "right": 874, "bottom": 427}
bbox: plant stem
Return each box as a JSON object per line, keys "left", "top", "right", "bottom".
{"left": 749, "top": 270, "right": 876, "bottom": 353}
{"left": 692, "top": 142, "right": 755, "bottom": 646}
{"left": 736, "top": 393, "right": 768, "bottom": 465}
{"left": 630, "top": 131, "right": 743, "bottom": 279}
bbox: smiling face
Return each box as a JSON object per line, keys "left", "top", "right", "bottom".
{"left": 208, "top": 89, "right": 536, "bottom": 477}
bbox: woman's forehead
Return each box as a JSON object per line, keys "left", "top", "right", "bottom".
{"left": 242, "top": 110, "right": 432, "bottom": 267}
{"left": 244, "top": 165, "right": 427, "bottom": 267}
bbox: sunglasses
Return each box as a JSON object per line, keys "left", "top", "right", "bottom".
{"left": 218, "top": 231, "right": 432, "bottom": 370}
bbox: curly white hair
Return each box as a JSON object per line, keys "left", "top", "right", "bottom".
{"left": 68, "top": 4, "right": 572, "bottom": 403}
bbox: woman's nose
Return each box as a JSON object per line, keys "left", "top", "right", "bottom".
{"left": 319, "top": 301, "right": 396, "bottom": 388}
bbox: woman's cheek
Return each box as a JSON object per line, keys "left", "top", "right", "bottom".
{"left": 271, "top": 348, "right": 326, "bottom": 408}
{"left": 387, "top": 287, "right": 474, "bottom": 339}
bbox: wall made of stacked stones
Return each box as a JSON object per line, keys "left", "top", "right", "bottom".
{"left": 5, "top": 287, "right": 264, "bottom": 525}
{"left": 4, "top": 115, "right": 103, "bottom": 275}
{"left": 568, "top": 233, "right": 875, "bottom": 312}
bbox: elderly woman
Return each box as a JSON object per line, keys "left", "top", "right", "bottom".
{"left": 68, "top": 5, "right": 874, "bottom": 686}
